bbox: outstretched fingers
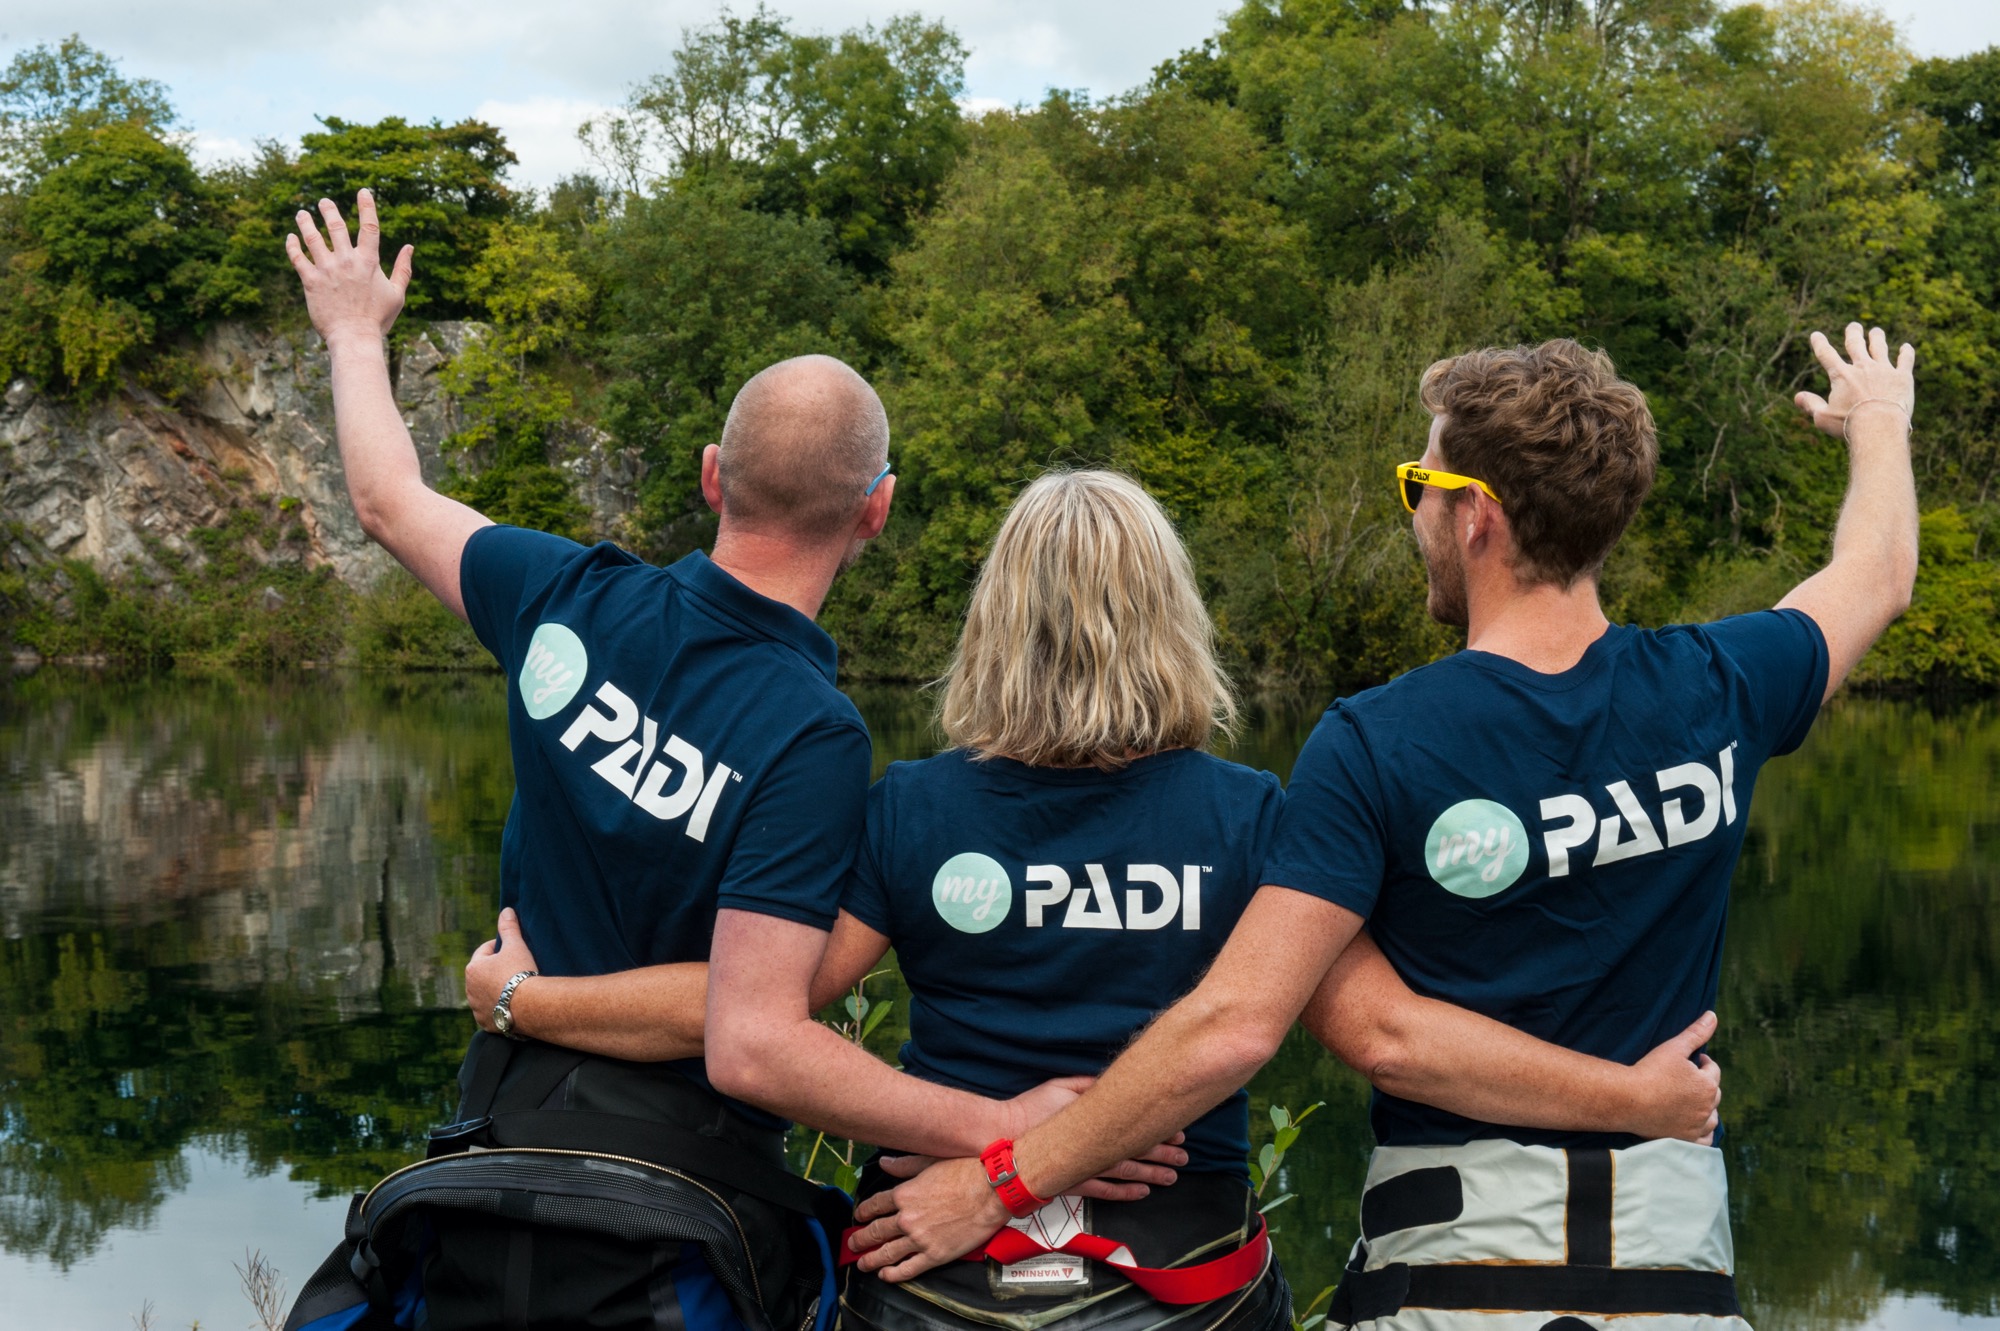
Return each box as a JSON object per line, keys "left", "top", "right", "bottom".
{"left": 1897, "top": 342, "right": 1916, "bottom": 373}
{"left": 1808, "top": 329, "right": 1845, "bottom": 382}
{"left": 1843, "top": 320, "right": 1868, "bottom": 365}
{"left": 355, "top": 188, "right": 381, "bottom": 259}
{"left": 1868, "top": 325, "right": 1889, "bottom": 363}
{"left": 294, "top": 209, "right": 331, "bottom": 263}
{"left": 318, "top": 197, "right": 353, "bottom": 251}
{"left": 283, "top": 232, "right": 315, "bottom": 283}
{"left": 390, "top": 244, "right": 415, "bottom": 297}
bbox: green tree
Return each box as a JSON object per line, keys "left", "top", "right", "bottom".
{"left": 589, "top": 175, "right": 861, "bottom": 553}
{"left": 586, "top": 7, "right": 968, "bottom": 275}
{"left": 0, "top": 118, "right": 253, "bottom": 396}
{"left": 0, "top": 35, "right": 174, "bottom": 188}
{"left": 438, "top": 221, "right": 594, "bottom": 540}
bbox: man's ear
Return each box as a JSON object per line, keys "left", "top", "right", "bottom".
{"left": 701, "top": 444, "right": 724, "bottom": 516}
{"left": 854, "top": 474, "right": 894, "bottom": 542}
{"left": 1461, "top": 488, "right": 1502, "bottom": 553}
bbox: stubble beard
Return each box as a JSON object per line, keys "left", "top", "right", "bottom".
{"left": 1416, "top": 503, "right": 1470, "bottom": 628}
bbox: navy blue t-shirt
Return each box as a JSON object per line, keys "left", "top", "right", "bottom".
{"left": 1262, "top": 610, "right": 1829, "bottom": 1148}
{"left": 460, "top": 529, "right": 871, "bottom": 1097}
{"left": 840, "top": 748, "right": 1284, "bottom": 1181}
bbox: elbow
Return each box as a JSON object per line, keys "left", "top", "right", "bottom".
{"left": 704, "top": 1021, "right": 778, "bottom": 1106}
{"left": 351, "top": 492, "right": 394, "bottom": 545}
{"left": 1355, "top": 1031, "right": 1419, "bottom": 1098}
{"left": 1326, "top": 1013, "right": 1418, "bottom": 1096}
{"left": 1181, "top": 991, "right": 1287, "bottom": 1092}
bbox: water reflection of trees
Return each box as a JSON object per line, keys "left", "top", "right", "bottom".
{"left": 0, "top": 679, "right": 1995, "bottom": 1322}
{"left": 1725, "top": 701, "right": 2000, "bottom": 1328}
{"left": 0, "top": 671, "right": 510, "bottom": 1266}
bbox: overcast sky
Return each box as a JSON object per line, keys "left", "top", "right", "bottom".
{"left": 2, "top": 0, "right": 1996, "bottom": 189}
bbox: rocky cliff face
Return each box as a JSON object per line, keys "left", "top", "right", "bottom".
{"left": 0, "top": 321, "right": 645, "bottom": 588}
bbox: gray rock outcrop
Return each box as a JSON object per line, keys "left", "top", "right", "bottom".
{"left": 0, "top": 321, "right": 646, "bottom": 588}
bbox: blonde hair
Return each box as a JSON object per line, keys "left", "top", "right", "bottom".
{"left": 938, "top": 470, "right": 1237, "bottom": 770}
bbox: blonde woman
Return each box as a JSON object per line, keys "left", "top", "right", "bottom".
{"left": 823, "top": 470, "right": 1717, "bottom": 1331}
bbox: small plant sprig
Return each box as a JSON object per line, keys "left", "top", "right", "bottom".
{"left": 234, "top": 1247, "right": 288, "bottom": 1331}
{"left": 1291, "top": 1283, "right": 1336, "bottom": 1331}
{"left": 801, "top": 970, "right": 897, "bottom": 1194}
{"left": 1247, "top": 1101, "right": 1322, "bottom": 1215}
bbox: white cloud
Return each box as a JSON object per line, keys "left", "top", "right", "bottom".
{"left": 185, "top": 130, "right": 262, "bottom": 170}
{"left": 474, "top": 96, "right": 622, "bottom": 189}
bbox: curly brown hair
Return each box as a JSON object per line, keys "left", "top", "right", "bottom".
{"left": 1420, "top": 339, "right": 1657, "bottom": 587}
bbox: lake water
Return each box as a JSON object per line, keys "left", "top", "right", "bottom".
{"left": 1, "top": 669, "right": 1995, "bottom": 1330}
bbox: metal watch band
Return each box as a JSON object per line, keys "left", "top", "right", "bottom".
{"left": 491, "top": 969, "right": 538, "bottom": 1039}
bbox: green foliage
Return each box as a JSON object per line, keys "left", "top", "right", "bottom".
{"left": 586, "top": 6, "right": 968, "bottom": 275}
{"left": 1851, "top": 507, "right": 2000, "bottom": 689}
{"left": 1247, "top": 1100, "right": 1324, "bottom": 1212}
{"left": 11, "top": 505, "right": 349, "bottom": 669}
{"left": 350, "top": 567, "right": 491, "bottom": 670}
{"left": 436, "top": 221, "right": 594, "bottom": 540}
{"left": 591, "top": 175, "right": 861, "bottom": 552}
{"left": 0, "top": 34, "right": 175, "bottom": 187}
{"left": 0, "top": 41, "right": 251, "bottom": 396}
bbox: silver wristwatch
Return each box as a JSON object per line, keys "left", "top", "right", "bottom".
{"left": 491, "top": 969, "right": 537, "bottom": 1039}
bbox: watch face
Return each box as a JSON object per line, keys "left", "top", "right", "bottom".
{"left": 493, "top": 1006, "right": 513, "bottom": 1034}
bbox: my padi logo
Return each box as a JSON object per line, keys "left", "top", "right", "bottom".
{"left": 1425, "top": 799, "right": 1529, "bottom": 898}
{"left": 554, "top": 678, "right": 737, "bottom": 843}
{"left": 520, "top": 623, "right": 587, "bottom": 719}
{"left": 1428, "top": 742, "right": 1743, "bottom": 895}
{"left": 930, "top": 857, "right": 1211, "bottom": 932}
{"left": 933, "top": 853, "right": 1012, "bottom": 933}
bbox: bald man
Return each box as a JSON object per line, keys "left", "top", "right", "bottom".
{"left": 287, "top": 191, "right": 1143, "bottom": 1331}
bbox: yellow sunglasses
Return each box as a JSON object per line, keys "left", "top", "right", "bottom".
{"left": 1395, "top": 462, "right": 1503, "bottom": 513}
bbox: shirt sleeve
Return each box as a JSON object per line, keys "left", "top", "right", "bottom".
{"left": 1258, "top": 705, "right": 1389, "bottom": 919}
{"left": 1699, "top": 609, "right": 1831, "bottom": 757}
{"left": 837, "top": 775, "right": 896, "bottom": 935}
{"left": 716, "top": 720, "right": 873, "bottom": 930}
{"left": 459, "top": 525, "right": 589, "bottom": 661}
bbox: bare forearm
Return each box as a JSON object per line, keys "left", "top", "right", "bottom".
{"left": 714, "top": 1018, "right": 1016, "bottom": 1156}
{"left": 507, "top": 965, "right": 709, "bottom": 1062}
{"left": 1013, "top": 991, "right": 1272, "bottom": 1197}
{"left": 1012, "top": 887, "right": 1365, "bottom": 1198}
{"left": 1305, "top": 936, "right": 1640, "bottom": 1133}
{"left": 325, "top": 333, "right": 427, "bottom": 535}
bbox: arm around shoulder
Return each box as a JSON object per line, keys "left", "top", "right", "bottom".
{"left": 1304, "top": 931, "right": 1721, "bottom": 1142}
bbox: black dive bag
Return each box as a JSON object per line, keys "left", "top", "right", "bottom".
{"left": 284, "top": 1033, "right": 850, "bottom": 1331}
{"left": 840, "top": 1166, "right": 1292, "bottom": 1331}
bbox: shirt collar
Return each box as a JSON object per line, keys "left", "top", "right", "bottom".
{"left": 668, "top": 550, "right": 840, "bottom": 683}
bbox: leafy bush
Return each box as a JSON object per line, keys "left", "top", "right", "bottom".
{"left": 351, "top": 569, "right": 491, "bottom": 671}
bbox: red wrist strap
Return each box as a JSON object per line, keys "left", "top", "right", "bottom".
{"left": 979, "top": 1139, "right": 1048, "bottom": 1218}
{"left": 837, "top": 1213, "right": 1272, "bottom": 1306}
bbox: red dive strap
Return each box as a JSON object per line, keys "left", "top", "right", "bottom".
{"left": 837, "top": 1213, "right": 1271, "bottom": 1306}
{"left": 980, "top": 1139, "right": 1048, "bottom": 1217}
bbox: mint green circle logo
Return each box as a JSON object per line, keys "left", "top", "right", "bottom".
{"left": 1425, "top": 799, "right": 1530, "bottom": 899}
{"left": 932, "top": 853, "right": 1012, "bottom": 933}
{"left": 519, "top": 623, "right": 588, "bottom": 720}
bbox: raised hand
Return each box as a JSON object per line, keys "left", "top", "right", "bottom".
{"left": 1793, "top": 322, "right": 1915, "bottom": 441}
{"left": 466, "top": 907, "right": 540, "bottom": 1033}
{"left": 1624, "top": 1010, "right": 1722, "bottom": 1145}
{"left": 285, "top": 189, "right": 415, "bottom": 349}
